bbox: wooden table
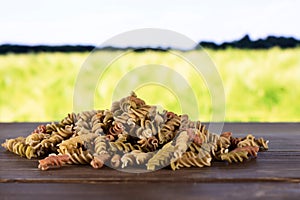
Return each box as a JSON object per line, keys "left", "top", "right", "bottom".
{"left": 0, "top": 123, "right": 299, "bottom": 200}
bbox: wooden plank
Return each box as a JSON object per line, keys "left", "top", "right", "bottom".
{"left": 0, "top": 123, "right": 300, "bottom": 184}
{"left": 1, "top": 182, "right": 300, "bottom": 200}
{"left": 1, "top": 152, "right": 300, "bottom": 183}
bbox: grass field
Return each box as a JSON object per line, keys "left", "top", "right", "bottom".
{"left": 0, "top": 48, "right": 299, "bottom": 122}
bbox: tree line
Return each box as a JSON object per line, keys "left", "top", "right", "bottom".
{"left": 0, "top": 35, "right": 299, "bottom": 54}
{"left": 197, "top": 35, "right": 300, "bottom": 49}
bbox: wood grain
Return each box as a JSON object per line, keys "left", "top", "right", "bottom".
{"left": 1, "top": 182, "right": 300, "bottom": 200}
{"left": 0, "top": 123, "right": 300, "bottom": 199}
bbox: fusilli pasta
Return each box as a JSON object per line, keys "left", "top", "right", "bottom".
{"left": 1, "top": 92, "right": 269, "bottom": 171}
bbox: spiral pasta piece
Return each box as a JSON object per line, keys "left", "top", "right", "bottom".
{"left": 75, "top": 110, "right": 98, "bottom": 135}
{"left": 189, "top": 141, "right": 217, "bottom": 157}
{"left": 39, "top": 134, "right": 64, "bottom": 150}
{"left": 78, "top": 110, "right": 97, "bottom": 123}
{"left": 132, "top": 150, "right": 154, "bottom": 165}
{"left": 109, "top": 140, "right": 141, "bottom": 153}
{"left": 90, "top": 153, "right": 110, "bottom": 169}
{"left": 206, "top": 132, "right": 219, "bottom": 144}
{"left": 66, "top": 148, "right": 93, "bottom": 165}
{"left": 158, "top": 112, "right": 181, "bottom": 144}
{"left": 170, "top": 150, "right": 212, "bottom": 170}
{"left": 38, "top": 154, "right": 70, "bottom": 170}
{"left": 214, "top": 135, "right": 231, "bottom": 160}
{"left": 188, "top": 142, "right": 202, "bottom": 153}
{"left": 2, "top": 137, "right": 36, "bottom": 159}
{"left": 237, "top": 134, "right": 259, "bottom": 148}
{"left": 25, "top": 133, "right": 51, "bottom": 148}
{"left": 107, "top": 121, "right": 125, "bottom": 140}
{"left": 220, "top": 131, "right": 232, "bottom": 139}
{"left": 173, "top": 130, "right": 190, "bottom": 159}
{"left": 194, "top": 129, "right": 207, "bottom": 144}
{"left": 46, "top": 113, "right": 78, "bottom": 134}
{"left": 56, "top": 125, "right": 74, "bottom": 138}
{"left": 179, "top": 114, "right": 189, "bottom": 131}
{"left": 120, "top": 152, "right": 135, "bottom": 168}
{"left": 39, "top": 123, "right": 75, "bottom": 151}
{"left": 232, "top": 146, "right": 259, "bottom": 157}
{"left": 25, "top": 133, "right": 51, "bottom": 156}
{"left": 221, "top": 151, "right": 249, "bottom": 163}
{"left": 254, "top": 137, "right": 269, "bottom": 150}
{"left": 61, "top": 113, "right": 79, "bottom": 125}
{"left": 137, "top": 136, "right": 159, "bottom": 152}
{"left": 121, "top": 150, "right": 154, "bottom": 168}
{"left": 114, "top": 112, "right": 138, "bottom": 127}
{"left": 58, "top": 136, "right": 85, "bottom": 155}
{"left": 110, "top": 154, "right": 121, "bottom": 168}
{"left": 147, "top": 142, "right": 175, "bottom": 171}
{"left": 32, "top": 125, "right": 47, "bottom": 134}
{"left": 94, "top": 135, "right": 108, "bottom": 155}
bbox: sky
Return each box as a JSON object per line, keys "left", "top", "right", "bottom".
{"left": 0, "top": 0, "right": 299, "bottom": 46}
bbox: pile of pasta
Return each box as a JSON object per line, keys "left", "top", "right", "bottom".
{"left": 2, "top": 92, "right": 269, "bottom": 171}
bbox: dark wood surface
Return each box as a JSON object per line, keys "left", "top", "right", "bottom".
{"left": 0, "top": 123, "right": 300, "bottom": 200}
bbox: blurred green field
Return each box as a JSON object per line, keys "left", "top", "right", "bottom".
{"left": 0, "top": 48, "right": 299, "bottom": 122}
